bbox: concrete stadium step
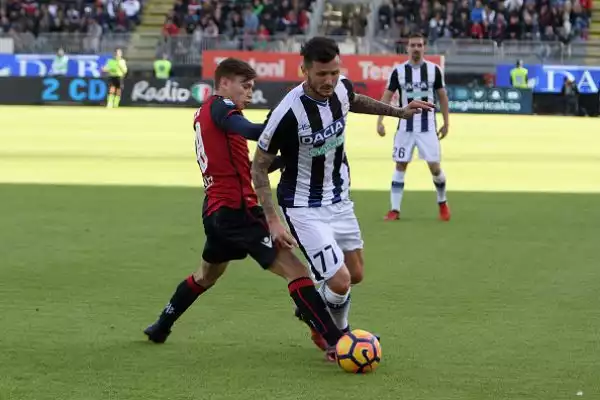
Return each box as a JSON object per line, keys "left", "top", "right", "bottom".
{"left": 136, "top": 25, "right": 163, "bottom": 33}
{"left": 142, "top": 14, "right": 167, "bottom": 25}
{"left": 127, "top": 48, "right": 158, "bottom": 60}
{"left": 586, "top": 46, "right": 600, "bottom": 56}
{"left": 144, "top": 2, "right": 172, "bottom": 11}
{"left": 144, "top": 4, "right": 173, "bottom": 14}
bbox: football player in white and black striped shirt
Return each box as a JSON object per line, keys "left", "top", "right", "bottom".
{"left": 251, "top": 37, "right": 434, "bottom": 353}
{"left": 377, "top": 33, "right": 451, "bottom": 222}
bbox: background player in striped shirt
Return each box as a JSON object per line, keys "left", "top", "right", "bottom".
{"left": 144, "top": 58, "right": 348, "bottom": 361}
{"left": 376, "top": 33, "right": 451, "bottom": 222}
{"left": 251, "top": 37, "right": 433, "bottom": 351}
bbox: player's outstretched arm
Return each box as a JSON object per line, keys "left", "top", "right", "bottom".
{"left": 350, "top": 93, "right": 434, "bottom": 119}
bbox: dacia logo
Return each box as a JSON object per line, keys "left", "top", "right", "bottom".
{"left": 402, "top": 81, "right": 429, "bottom": 90}
{"left": 300, "top": 118, "right": 345, "bottom": 145}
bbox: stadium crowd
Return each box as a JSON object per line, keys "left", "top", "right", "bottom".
{"left": 378, "top": 0, "right": 593, "bottom": 43}
{"left": 0, "top": 0, "right": 142, "bottom": 36}
{"left": 161, "top": 0, "right": 311, "bottom": 40}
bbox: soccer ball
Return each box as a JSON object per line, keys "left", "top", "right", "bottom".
{"left": 335, "top": 329, "right": 382, "bottom": 373}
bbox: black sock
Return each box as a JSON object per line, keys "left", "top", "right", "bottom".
{"left": 288, "top": 277, "right": 343, "bottom": 347}
{"left": 156, "top": 276, "right": 209, "bottom": 330}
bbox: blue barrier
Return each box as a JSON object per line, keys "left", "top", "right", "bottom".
{"left": 496, "top": 64, "right": 600, "bottom": 94}
{"left": 0, "top": 54, "right": 110, "bottom": 77}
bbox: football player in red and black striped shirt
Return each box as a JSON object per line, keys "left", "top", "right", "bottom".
{"left": 144, "top": 58, "right": 345, "bottom": 361}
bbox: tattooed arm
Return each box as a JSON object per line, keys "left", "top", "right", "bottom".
{"left": 350, "top": 93, "right": 412, "bottom": 118}
{"left": 251, "top": 148, "right": 279, "bottom": 222}
{"left": 341, "top": 76, "right": 433, "bottom": 119}
{"left": 251, "top": 147, "right": 297, "bottom": 249}
{"left": 252, "top": 106, "right": 298, "bottom": 249}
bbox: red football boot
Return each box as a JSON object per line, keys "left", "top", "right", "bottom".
{"left": 439, "top": 202, "right": 451, "bottom": 221}
{"left": 384, "top": 210, "right": 400, "bottom": 221}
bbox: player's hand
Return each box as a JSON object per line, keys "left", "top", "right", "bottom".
{"left": 377, "top": 122, "right": 386, "bottom": 137}
{"left": 268, "top": 219, "right": 297, "bottom": 249}
{"left": 437, "top": 124, "right": 449, "bottom": 140}
{"left": 400, "top": 100, "right": 436, "bottom": 119}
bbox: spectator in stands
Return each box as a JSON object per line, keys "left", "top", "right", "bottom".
{"left": 506, "top": 12, "right": 522, "bottom": 39}
{"left": 561, "top": 77, "right": 580, "bottom": 116}
{"left": 162, "top": 17, "right": 179, "bottom": 37}
{"left": 50, "top": 47, "right": 68, "bottom": 76}
{"left": 451, "top": 11, "right": 470, "bottom": 38}
{"left": 505, "top": 0, "right": 524, "bottom": 13}
{"left": 471, "top": 0, "right": 485, "bottom": 23}
{"left": 379, "top": 0, "right": 393, "bottom": 31}
{"left": 84, "top": 18, "right": 103, "bottom": 52}
{"left": 184, "top": 8, "right": 198, "bottom": 34}
{"left": 491, "top": 13, "right": 507, "bottom": 42}
{"left": 122, "top": 0, "right": 141, "bottom": 29}
{"left": 429, "top": 11, "right": 446, "bottom": 42}
{"left": 224, "top": 11, "right": 244, "bottom": 38}
{"left": 1, "top": 12, "right": 10, "bottom": 34}
{"left": 377, "top": 0, "right": 591, "bottom": 42}
{"left": 243, "top": 4, "right": 259, "bottom": 34}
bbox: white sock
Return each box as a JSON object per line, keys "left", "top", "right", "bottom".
{"left": 321, "top": 284, "right": 351, "bottom": 330}
{"left": 391, "top": 170, "right": 405, "bottom": 211}
{"left": 433, "top": 170, "right": 447, "bottom": 203}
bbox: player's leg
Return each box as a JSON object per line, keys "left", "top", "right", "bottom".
{"left": 244, "top": 207, "right": 345, "bottom": 355}
{"left": 144, "top": 259, "right": 228, "bottom": 343}
{"left": 328, "top": 199, "right": 365, "bottom": 330}
{"left": 106, "top": 84, "right": 116, "bottom": 108}
{"left": 144, "top": 208, "right": 245, "bottom": 342}
{"left": 266, "top": 250, "right": 345, "bottom": 352}
{"left": 281, "top": 206, "right": 351, "bottom": 335}
{"left": 387, "top": 130, "right": 415, "bottom": 220}
{"left": 113, "top": 79, "right": 123, "bottom": 108}
{"left": 417, "top": 131, "right": 450, "bottom": 221}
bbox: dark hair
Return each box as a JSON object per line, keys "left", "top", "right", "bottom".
{"left": 300, "top": 37, "right": 340, "bottom": 66}
{"left": 408, "top": 32, "right": 425, "bottom": 41}
{"left": 214, "top": 58, "right": 257, "bottom": 89}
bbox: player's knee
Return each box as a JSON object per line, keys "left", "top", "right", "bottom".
{"left": 270, "top": 250, "right": 307, "bottom": 281}
{"left": 396, "top": 162, "right": 408, "bottom": 171}
{"left": 428, "top": 162, "right": 441, "bottom": 175}
{"left": 350, "top": 267, "right": 364, "bottom": 285}
{"left": 193, "top": 261, "right": 226, "bottom": 287}
{"left": 326, "top": 266, "right": 351, "bottom": 295}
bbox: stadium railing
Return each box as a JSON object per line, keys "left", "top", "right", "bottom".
{"left": 157, "top": 34, "right": 369, "bottom": 65}
{"left": 0, "top": 32, "right": 133, "bottom": 55}
{"left": 3, "top": 32, "right": 599, "bottom": 70}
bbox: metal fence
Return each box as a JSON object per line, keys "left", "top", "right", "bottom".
{"left": 373, "top": 37, "right": 599, "bottom": 64}
{"left": 157, "top": 34, "right": 368, "bottom": 65}
{"left": 1, "top": 32, "right": 132, "bottom": 54}
{"left": 2, "top": 32, "right": 599, "bottom": 67}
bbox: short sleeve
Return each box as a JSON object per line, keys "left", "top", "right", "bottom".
{"left": 258, "top": 107, "right": 297, "bottom": 155}
{"left": 340, "top": 77, "right": 355, "bottom": 103}
{"left": 387, "top": 68, "right": 400, "bottom": 92}
{"left": 210, "top": 97, "right": 241, "bottom": 132}
{"left": 434, "top": 65, "right": 445, "bottom": 90}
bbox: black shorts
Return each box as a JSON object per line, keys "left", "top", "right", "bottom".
{"left": 109, "top": 77, "right": 123, "bottom": 89}
{"left": 202, "top": 205, "right": 276, "bottom": 269}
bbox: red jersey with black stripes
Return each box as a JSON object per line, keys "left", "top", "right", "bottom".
{"left": 193, "top": 95, "right": 258, "bottom": 216}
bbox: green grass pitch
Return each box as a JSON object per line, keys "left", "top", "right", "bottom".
{"left": 1, "top": 106, "right": 599, "bottom": 400}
